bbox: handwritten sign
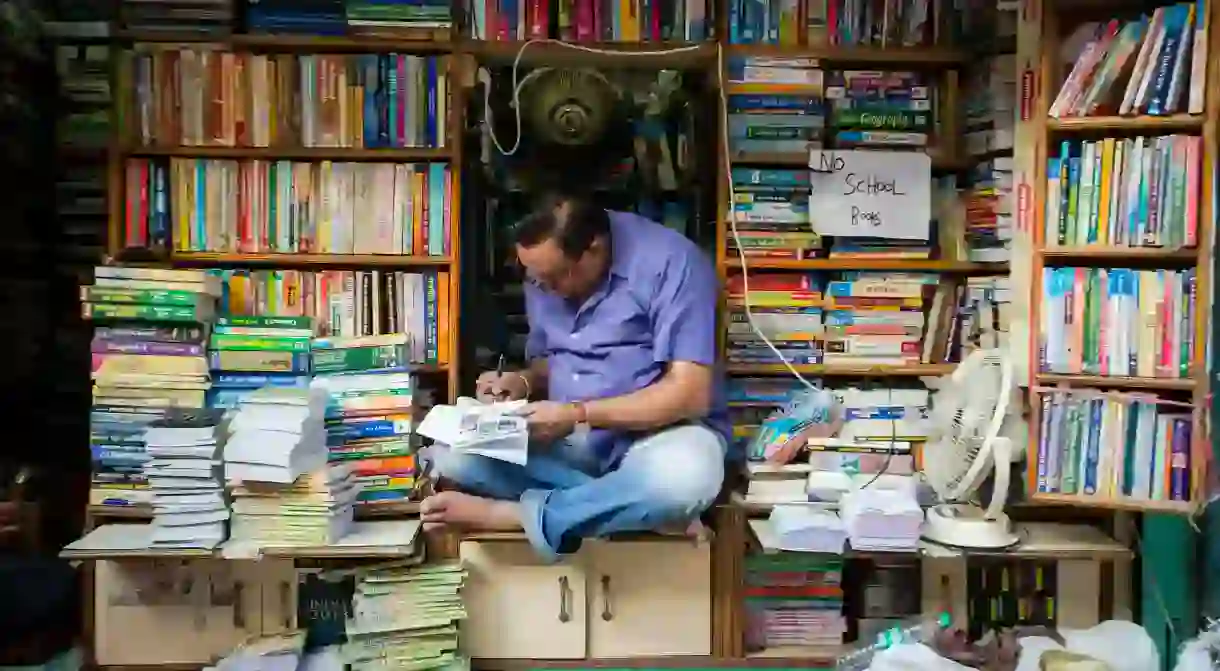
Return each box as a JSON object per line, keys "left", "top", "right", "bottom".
{"left": 807, "top": 149, "right": 931, "bottom": 240}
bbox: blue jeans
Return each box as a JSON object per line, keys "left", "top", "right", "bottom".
{"left": 431, "top": 423, "right": 727, "bottom": 562}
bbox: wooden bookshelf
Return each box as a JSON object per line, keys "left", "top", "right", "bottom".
{"left": 1025, "top": 0, "right": 1217, "bottom": 513}
{"left": 723, "top": 258, "right": 1007, "bottom": 272}
{"left": 127, "top": 146, "right": 453, "bottom": 161}
{"left": 726, "top": 363, "right": 957, "bottom": 377}
{"left": 171, "top": 252, "right": 454, "bottom": 268}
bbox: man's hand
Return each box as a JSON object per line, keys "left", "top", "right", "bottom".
{"left": 475, "top": 370, "right": 530, "bottom": 402}
{"left": 515, "top": 401, "right": 581, "bottom": 443}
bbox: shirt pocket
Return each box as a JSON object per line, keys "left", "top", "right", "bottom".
{"left": 580, "top": 290, "right": 652, "bottom": 354}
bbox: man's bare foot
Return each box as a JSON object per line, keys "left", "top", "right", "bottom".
{"left": 657, "top": 518, "right": 711, "bottom": 542}
{"left": 420, "top": 491, "right": 523, "bottom": 532}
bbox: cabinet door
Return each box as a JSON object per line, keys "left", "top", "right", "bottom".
{"left": 94, "top": 559, "right": 258, "bottom": 666}
{"left": 255, "top": 559, "right": 298, "bottom": 635}
{"left": 459, "top": 541, "right": 587, "bottom": 659}
{"left": 586, "top": 540, "right": 712, "bottom": 657}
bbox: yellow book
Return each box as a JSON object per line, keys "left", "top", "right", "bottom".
{"left": 1096, "top": 137, "right": 1115, "bottom": 243}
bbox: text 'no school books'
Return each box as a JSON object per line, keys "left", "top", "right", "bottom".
{"left": 129, "top": 50, "right": 449, "bottom": 150}
{"left": 1050, "top": 1, "right": 1210, "bottom": 118}
{"left": 125, "top": 159, "right": 453, "bottom": 257}
{"left": 1035, "top": 392, "right": 1193, "bottom": 504}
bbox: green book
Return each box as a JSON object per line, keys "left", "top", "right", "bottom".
{"left": 312, "top": 344, "right": 410, "bottom": 374}
{"left": 210, "top": 333, "right": 311, "bottom": 352}
{"left": 83, "top": 302, "right": 202, "bottom": 323}
{"left": 80, "top": 286, "right": 206, "bottom": 307}
{"left": 216, "top": 315, "right": 313, "bottom": 329}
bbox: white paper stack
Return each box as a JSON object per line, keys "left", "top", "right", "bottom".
{"left": 840, "top": 477, "right": 923, "bottom": 552}
{"left": 766, "top": 505, "right": 847, "bottom": 554}
{"left": 224, "top": 387, "right": 329, "bottom": 484}
{"left": 143, "top": 408, "right": 228, "bottom": 549}
{"left": 228, "top": 463, "right": 358, "bottom": 548}
{"left": 343, "top": 562, "right": 467, "bottom": 671}
{"left": 209, "top": 631, "right": 306, "bottom": 671}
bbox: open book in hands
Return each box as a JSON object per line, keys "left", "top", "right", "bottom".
{"left": 417, "top": 397, "right": 529, "bottom": 465}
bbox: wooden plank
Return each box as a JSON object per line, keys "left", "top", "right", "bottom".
{"left": 126, "top": 146, "right": 452, "bottom": 161}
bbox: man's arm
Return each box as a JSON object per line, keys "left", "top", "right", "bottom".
{"left": 581, "top": 252, "right": 717, "bottom": 431}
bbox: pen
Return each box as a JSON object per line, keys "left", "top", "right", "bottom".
{"left": 495, "top": 355, "right": 506, "bottom": 400}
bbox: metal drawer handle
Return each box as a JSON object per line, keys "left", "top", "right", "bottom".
{"left": 558, "top": 575, "right": 572, "bottom": 623}
{"left": 281, "top": 581, "right": 292, "bottom": 629}
{"left": 600, "top": 575, "right": 614, "bottom": 621}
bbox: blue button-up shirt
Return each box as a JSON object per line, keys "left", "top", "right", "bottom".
{"left": 523, "top": 211, "right": 731, "bottom": 469}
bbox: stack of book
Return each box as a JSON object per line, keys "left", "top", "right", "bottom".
{"left": 143, "top": 408, "right": 228, "bottom": 549}
{"left": 343, "top": 562, "right": 467, "bottom": 670}
{"left": 1034, "top": 392, "right": 1193, "bottom": 503}
{"left": 55, "top": 43, "right": 111, "bottom": 149}
{"left": 224, "top": 387, "right": 330, "bottom": 484}
{"left": 246, "top": 0, "right": 346, "bottom": 34}
{"left": 833, "top": 386, "right": 929, "bottom": 447}
{"left": 964, "top": 52, "right": 1016, "bottom": 264}
{"left": 964, "top": 156, "right": 1014, "bottom": 264}
{"left": 463, "top": 0, "right": 709, "bottom": 41}
{"left": 827, "top": 237, "right": 932, "bottom": 260}
{"left": 1038, "top": 267, "right": 1196, "bottom": 379}
{"left": 744, "top": 553, "right": 845, "bottom": 652}
{"left": 728, "top": 168, "right": 820, "bottom": 260}
{"left": 823, "top": 272, "right": 933, "bottom": 367}
{"left": 129, "top": 51, "right": 450, "bottom": 149}
{"left": 726, "top": 57, "right": 823, "bottom": 155}
{"left": 312, "top": 336, "right": 420, "bottom": 507}
{"left": 828, "top": 70, "right": 932, "bottom": 150}
{"left": 726, "top": 272, "right": 822, "bottom": 367}
{"left": 214, "top": 271, "right": 451, "bottom": 362}
{"left": 1043, "top": 135, "right": 1201, "bottom": 250}
{"left": 1049, "top": 2, "right": 1208, "bottom": 119}
{"left": 207, "top": 315, "right": 314, "bottom": 411}
{"left": 229, "top": 464, "right": 359, "bottom": 548}
{"left": 120, "top": 0, "right": 235, "bottom": 35}
{"left": 84, "top": 267, "right": 218, "bottom": 508}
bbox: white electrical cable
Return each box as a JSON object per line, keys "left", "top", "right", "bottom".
{"left": 485, "top": 38, "right": 818, "bottom": 390}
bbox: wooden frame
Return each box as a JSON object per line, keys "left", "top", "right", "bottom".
{"left": 1024, "top": 0, "right": 1216, "bottom": 513}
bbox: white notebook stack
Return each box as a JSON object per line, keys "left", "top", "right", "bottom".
{"left": 224, "top": 387, "right": 329, "bottom": 484}
{"left": 840, "top": 476, "right": 924, "bottom": 552}
{"left": 228, "top": 463, "right": 358, "bottom": 547}
{"left": 143, "top": 408, "right": 228, "bottom": 549}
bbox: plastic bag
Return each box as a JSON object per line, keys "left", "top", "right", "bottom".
{"left": 747, "top": 387, "right": 839, "bottom": 462}
{"left": 1016, "top": 621, "right": 1158, "bottom": 671}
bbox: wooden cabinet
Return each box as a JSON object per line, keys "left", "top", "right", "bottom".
{"left": 459, "top": 538, "right": 712, "bottom": 660}
{"left": 459, "top": 540, "right": 589, "bottom": 659}
{"left": 92, "top": 558, "right": 297, "bottom": 666}
{"left": 586, "top": 540, "right": 712, "bottom": 657}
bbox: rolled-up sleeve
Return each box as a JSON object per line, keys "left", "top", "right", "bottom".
{"left": 650, "top": 251, "right": 718, "bottom": 366}
{"left": 523, "top": 281, "right": 549, "bottom": 360}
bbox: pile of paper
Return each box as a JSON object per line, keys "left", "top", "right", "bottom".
{"left": 143, "top": 408, "right": 228, "bottom": 549}
{"left": 342, "top": 562, "right": 467, "bottom": 671}
{"left": 229, "top": 463, "right": 358, "bottom": 548}
{"left": 208, "top": 631, "right": 306, "bottom": 671}
{"left": 224, "top": 387, "right": 329, "bottom": 483}
{"left": 418, "top": 397, "right": 528, "bottom": 465}
{"left": 840, "top": 477, "right": 923, "bottom": 552}
{"left": 766, "top": 505, "right": 847, "bottom": 554}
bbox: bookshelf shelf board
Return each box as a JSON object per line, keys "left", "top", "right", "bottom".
{"left": 1034, "top": 373, "right": 1195, "bottom": 390}
{"left": 725, "top": 43, "right": 968, "bottom": 66}
{"left": 727, "top": 363, "right": 955, "bottom": 376}
{"left": 729, "top": 149, "right": 965, "bottom": 170}
{"left": 463, "top": 40, "right": 716, "bottom": 68}
{"left": 1041, "top": 247, "right": 1199, "bottom": 264}
{"left": 724, "top": 258, "right": 1008, "bottom": 272}
{"left": 117, "top": 31, "right": 453, "bottom": 52}
{"left": 127, "top": 146, "right": 452, "bottom": 162}
{"left": 1026, "top": 493, "right": 1195, "bottom": 515}
{"left": 1046, "top": 115, "right": 1205, "bottom": 133}
{"left": 746, "top": 644, "right": 842, "bottom": 661}
{"left": 171, "top": 252, "right": 453, "bottom": 268}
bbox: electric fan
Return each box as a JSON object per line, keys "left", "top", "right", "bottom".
{"left": 921, "top": 347, "right": 1022, "bottom": 549}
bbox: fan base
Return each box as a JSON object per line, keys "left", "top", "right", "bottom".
{"left": 922, "top": 504, "right": 1020, "bottom": 550}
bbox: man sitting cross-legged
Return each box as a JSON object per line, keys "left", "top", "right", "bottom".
{"left": 419, "top": 193, "right": 731, "bottom": 562}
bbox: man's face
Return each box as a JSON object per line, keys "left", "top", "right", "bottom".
{"left": 516, "top": 237, "right": 606, "bottom": 300}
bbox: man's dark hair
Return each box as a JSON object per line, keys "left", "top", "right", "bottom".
{"left": 513, "top": 193, "right": 611, "bottom": 259}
